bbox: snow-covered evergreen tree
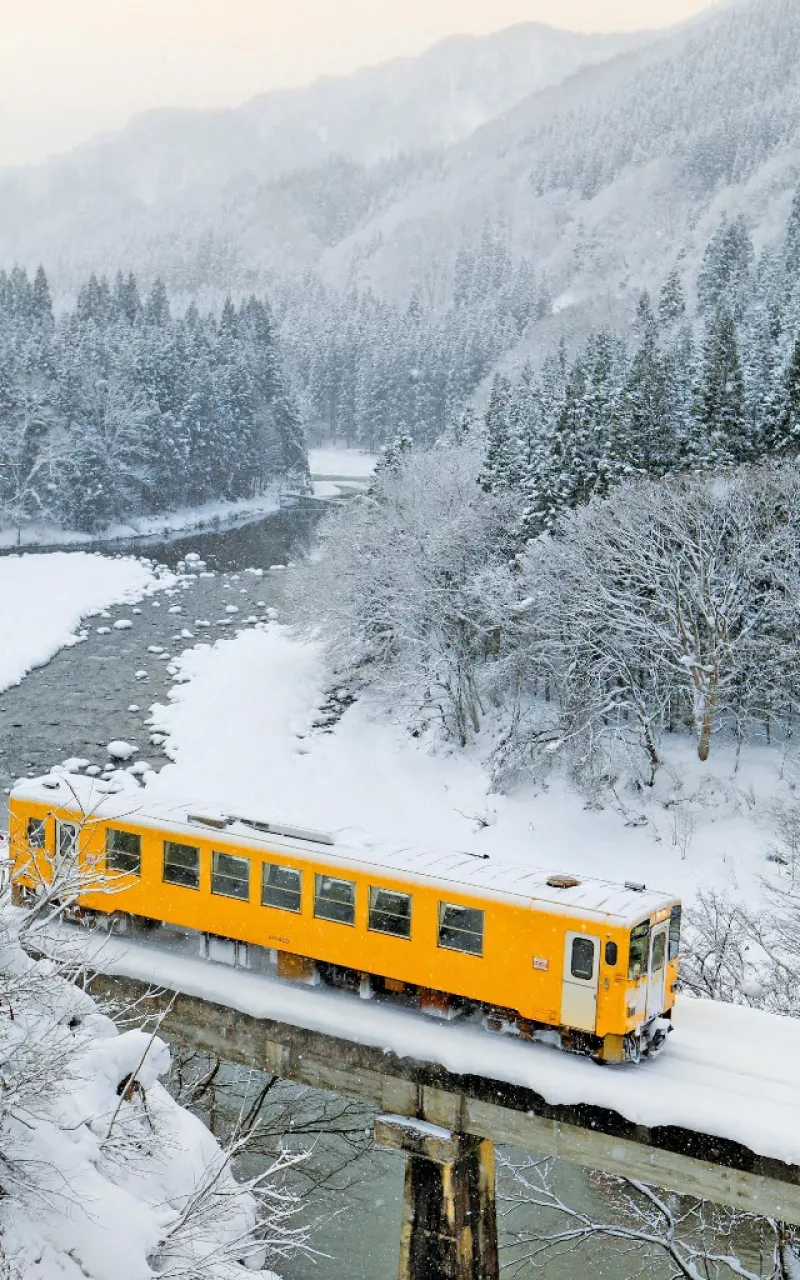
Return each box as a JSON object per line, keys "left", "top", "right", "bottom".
{"left": 700, "top": 308, "right": 749, "bottom": 465}
{"left": 0, "top": 269, "right": 308, "bottom": 533}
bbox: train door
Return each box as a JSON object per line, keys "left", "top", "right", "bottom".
{"left": 561, "top": 931, "right": 600, "bottom": 1032}
{"left": 646, "top": 924, "right": 669, "bottom": 1020}
{"left": 57, "top": 820, "right": 79, "bottom": 862}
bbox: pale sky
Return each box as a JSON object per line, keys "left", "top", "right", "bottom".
{"left": 1, "top": 0, "right": 723, "bottom": 168}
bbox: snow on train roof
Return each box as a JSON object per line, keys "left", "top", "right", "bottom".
{"left": 12, "top": 773, "right": 676, "bottom": 924}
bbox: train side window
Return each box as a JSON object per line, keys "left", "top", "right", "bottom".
{"left": 58, "top": 821, "right": 79, "bottom": 861}
{"left": 669, "top": 905, "right": 682, "bottom": 961}
{"left": 314, "top": 874, "right": 356, "bottom": 925}
{"left": 27, "top": 818, "right": 47, "bottom": 849}
{"left": 604, "top": 940, "right": 618, "bottom": 966}
{"left": 438, "top": 902, "right": 484, "bottom": 957}
{"left": 164, "top": 841, "right": 200, "bottom": 889}
{"left": 106, "top": 829, "right": 141, "bottom": 876}
{"left": 263, "top": 864, "right": 302, "bottom": 914}
{"left": 211, "top": 851, "right": 250, "bottom": 901}
{"left": 369, "top": 887, "right": 412, "bottom": 939}
{"left": 628, "top": 920, "right": 651, "bottom": 981}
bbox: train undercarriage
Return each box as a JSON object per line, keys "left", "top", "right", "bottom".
{"left": 52, "top": 903, "right": 672, "bottom": 1067}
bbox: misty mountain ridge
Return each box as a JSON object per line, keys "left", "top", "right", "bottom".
{"left": 319, "top": 0, "right": 800, "bottom": 355}
{"left": 0, "top": 22, "right": 652, "bottom": 293}
{"left": 0, "top": 0, "right": 797, "bottom": 379}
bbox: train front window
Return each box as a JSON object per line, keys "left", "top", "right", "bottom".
{"left": 628, "top": 920, "right": 651, "bottom": 981}
{"left": 669, "top": 905, "right": 682, "bottom": 960}
{"left": 164, "top": 841, "right": 200, "bottom": 889}
{"left": 314, "top": 874, "right": 356, "bottom": 925}
{"left": 212, "top": 851, "right": 250, "bottom": 901}
{"left": 27, "top": 818, "right": 46, "bottom": 849}
{"left": 263, "top": 864, "right": 302, "bottom": 914}
{"left": 106, "top": 828, "right": 141, "bottom": 876}
{"left": 369, "top": 887, "right": 412, "bottom": 939}
{"left": 438, "top": 903, "right": 484, "bottom": 957}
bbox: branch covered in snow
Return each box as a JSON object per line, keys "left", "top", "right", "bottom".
{"left": 498, "top": 1155, "right": 800, "bottom": 1280}
{"left": 0, "top": 861, "right": 315, "bottom": 1280}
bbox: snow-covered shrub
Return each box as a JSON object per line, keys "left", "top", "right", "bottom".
{"left": 289, "top": 442, "right": 520, "bottom": 745}
{"left": 679, "top": 890, "right": 759, "bottom": 1004}
{"left": 677, "top": 800, "right": 800, "bottom": 1018}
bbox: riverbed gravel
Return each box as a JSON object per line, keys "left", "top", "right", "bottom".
{"left": 0, "top": 565, "right": 282, "bottom": 811}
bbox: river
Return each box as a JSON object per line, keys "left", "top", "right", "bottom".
{"left": 0, "top": 497, "right": 706, "bottom": 1279}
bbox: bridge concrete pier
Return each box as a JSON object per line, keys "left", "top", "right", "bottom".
{"left": 374, "top": 1115, "right": 499, "bottom": 1280}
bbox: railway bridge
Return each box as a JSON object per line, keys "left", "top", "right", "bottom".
{"left": 79, "top": 930, "right": 800, "bottom": 1280}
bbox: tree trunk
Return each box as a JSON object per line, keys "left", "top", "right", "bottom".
{"left": 697, "top": 684, "right": 718, "bottom": 762}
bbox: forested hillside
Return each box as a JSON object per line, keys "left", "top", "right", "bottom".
{"left": 275, "top": 230, "right": 550, "bottom": 446}
{"left": 289, "top": 178, "right": 800, "bottom": 792}
{"left": 276, "top": 171, "right": 800, "bottom": 451}
{"left": 3, "top": 0, "right": 800, "bottom": 476}
{"left": 0, "top": 269, "right": 307, "bottom": 534}
{"left": 1, "top": 1, "right": 798, "bottom": 454}
{"left": 328, "top": 0, "right": 800, "bottom": 312}
{"left": 478, "top": 194, "right": 800, "bottom": 536}
{"left": 283, "top": 0, "right": 800, "bottom": 445}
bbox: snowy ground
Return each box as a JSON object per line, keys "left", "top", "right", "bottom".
{"left": 0, "top": 489, "right": 285, "bottom": 550}
{"left": 143, "top": 625, "right": 785, "bottom": 912}
{"left": 308, "top": 448, "right": 378, "bottom": 479}
{"left": 0, "top": 552, "right": 172, "bottom": 695}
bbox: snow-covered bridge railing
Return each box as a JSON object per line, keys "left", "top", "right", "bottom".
{"left": 78, "top": 932, "right": 800, "bottom": 1280}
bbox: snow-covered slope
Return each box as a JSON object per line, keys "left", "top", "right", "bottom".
{"left": 321, "top": 0, "right": 800, "bottom": 352}
{"left": 0, "top": 24, "right": 648, "bottom": 293}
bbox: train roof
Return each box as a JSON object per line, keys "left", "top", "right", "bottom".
{"left": 11, "top": 774, "right": 678, "bottom": 926}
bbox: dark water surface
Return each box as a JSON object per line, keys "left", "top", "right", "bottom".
{"left": 0, "top": 498, "right": 325, "bottom": 571}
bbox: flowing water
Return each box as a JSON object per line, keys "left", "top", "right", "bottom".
{"left": 0, "top": 502, "right": 324, "bottom": 806}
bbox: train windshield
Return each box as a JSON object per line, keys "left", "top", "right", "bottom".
{"left": 628, "top": 919, "right": 651, "bottom": 981}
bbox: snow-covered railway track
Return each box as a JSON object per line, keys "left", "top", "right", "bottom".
{"left": 46, "top": 922, "right": 800, "bottom": 1226}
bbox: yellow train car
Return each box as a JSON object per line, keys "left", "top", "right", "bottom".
{"left": 9, "top": 775, "right": 681, "bottom": 1064}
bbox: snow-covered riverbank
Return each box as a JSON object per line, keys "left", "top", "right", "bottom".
{"left": 0, "top": 450, "right": 376, "bottom": 549}
{"left": 0, "top": 552, "right": 172, "bottom": 694}
{"left": 0, "top": 490, "right": 287, "bottom": 551}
